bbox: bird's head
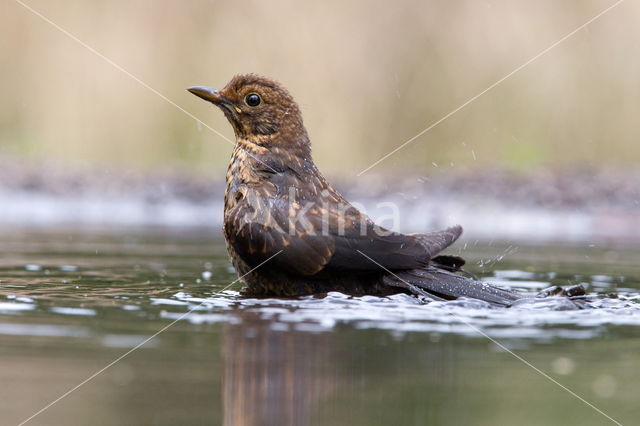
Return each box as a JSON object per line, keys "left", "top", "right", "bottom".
{"left": 188, "top": 74, "right": 308, "bottom": 148}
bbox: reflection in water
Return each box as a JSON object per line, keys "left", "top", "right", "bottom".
{"left": 221, "top": 308, "right": 473, "bottom": 426}
{"left": 1, "top": 229, "right": 639, "bottom": 425}
{"left": 223, "top": 311, "right": 338, "bottom": 426}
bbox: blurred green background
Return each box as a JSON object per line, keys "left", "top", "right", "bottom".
{"left": 1, "top": 0, "right": 638, "bottom": 176}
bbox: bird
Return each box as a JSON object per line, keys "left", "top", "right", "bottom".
{"left": 187, "top": 74, "right": 584, "bottom": 306}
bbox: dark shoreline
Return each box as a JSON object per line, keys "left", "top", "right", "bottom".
{"left": 1, "top": 157, "right": 639, "bottom": 245}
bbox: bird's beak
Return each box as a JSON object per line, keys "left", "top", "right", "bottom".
{"left": 187, "top": 86, "right": 228, "bottom": 105}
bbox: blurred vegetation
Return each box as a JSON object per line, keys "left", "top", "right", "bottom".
{"left": 1, "top": 0, "right": 639, "bottom": 176}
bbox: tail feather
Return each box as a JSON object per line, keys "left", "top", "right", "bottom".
{"left": 384, "top": 266, "right": 521, "bottom": 306}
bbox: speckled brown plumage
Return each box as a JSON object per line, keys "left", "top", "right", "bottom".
{"left": 187, "top": 75, "right": 529, "bottom": 305}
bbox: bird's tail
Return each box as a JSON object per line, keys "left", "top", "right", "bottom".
{"left": 383, "top": 266, "right": 521, "bottom": 306}
{"left": 384, "top": 266, "right": 590, "bottom": 308}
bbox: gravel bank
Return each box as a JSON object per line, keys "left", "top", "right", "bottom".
{"left": 1, "top": 158, "right": 638, "bottom": 245}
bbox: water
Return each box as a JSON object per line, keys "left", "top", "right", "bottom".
{"left": 1, "top": 227, "right": 639, "bottom": 426}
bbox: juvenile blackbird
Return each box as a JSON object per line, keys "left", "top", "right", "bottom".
{"left": 188, "top": 74, "right": 579, "bottom": 305}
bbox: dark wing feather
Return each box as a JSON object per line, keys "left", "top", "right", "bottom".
{"left": 228, "top": 167, "right": 463, "bottom": 276}
{"left": 330, "top": 225, "right": 464, "bottom": 271}
{"left": 229, "top": 220, "right": 432, "bottom": 275}
{"left": 412, "top": 225, "right": 463, "bottom": 258}
{"left": 326, "top": 225, "right": 429, "bottom": 270}
{"left": 228, "top": 214, "right": 462, "bottom": 276}
{"left": 229, "top": 222, "right": 335, "bottom": 275}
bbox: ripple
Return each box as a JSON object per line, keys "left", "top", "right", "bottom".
{"left": 50, "top": 307, "right": 97, "bottom": 316}
{"left": 0, "top": 302, "right": 35, "bottom": 312}
{"left": 0, "top": 323, "right": 90, "bottom": 337}
{"left": 168, "top": 290, "right": 640, "bottom": 340}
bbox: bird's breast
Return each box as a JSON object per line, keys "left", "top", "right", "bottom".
{"left": 225, "top": 159, "right": 283, "bottom": 229}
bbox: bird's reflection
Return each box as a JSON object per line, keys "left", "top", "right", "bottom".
{"left": 222, "top": 310, "right": 339, "bottom": 426}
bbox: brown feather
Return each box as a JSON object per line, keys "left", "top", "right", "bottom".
{"left": 191, "top": 74, "right": 521, "bottom": 304}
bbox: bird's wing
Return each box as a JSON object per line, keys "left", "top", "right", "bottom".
{"left": 411, "top": 226, "right": 463, "bottom": 258}
{"left": 327, "top": 224, "right": 463, "bottom": 271}
{"left": 227, "top": 192, "right": 462, "bottom": 276}
{"left": 228, "top": 221, "right": 431, "bottom": 276}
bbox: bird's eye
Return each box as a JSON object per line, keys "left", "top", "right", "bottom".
{"left": 245, "top": 93, "right": 261, "bottom": 107}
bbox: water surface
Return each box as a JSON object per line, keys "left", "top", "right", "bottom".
{"left": 1, "top": 227, "right": 639, "bottom": 426}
